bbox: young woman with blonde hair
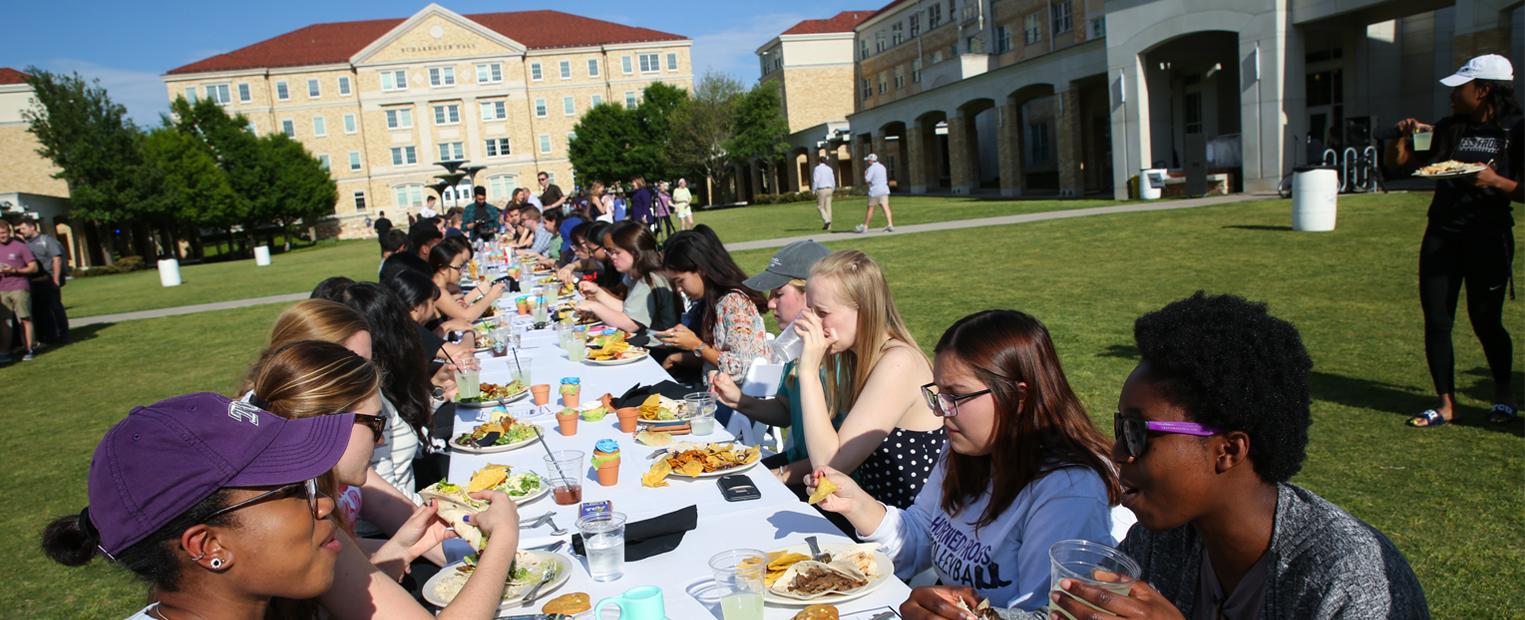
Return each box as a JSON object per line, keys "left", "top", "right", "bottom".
{"left": 794, "top": 250, "right": 944, "bottom": 508}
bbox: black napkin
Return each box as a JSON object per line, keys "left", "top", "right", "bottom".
{"left": 571, "top": 505, "right": 698, "bottom": 562}
{"left": 614, "top": 381, "right": 695, "bottom": 408}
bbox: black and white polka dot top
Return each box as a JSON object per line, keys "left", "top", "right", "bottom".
{"left": 851, "top": 426, "right": 947, "bottom": 509}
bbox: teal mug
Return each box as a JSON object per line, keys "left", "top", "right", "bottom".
{"left": 594, "top": 585, "right": 666, "bottom": 620}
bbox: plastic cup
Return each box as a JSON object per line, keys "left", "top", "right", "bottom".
{"left": 543, "top": 450, "right": 585, "bottom": 505}
{"left": 1412, "top": 128, "right": 1433, "bottom": 152}
{"left": 1048, "top": 539, "right": 1141, "bottom": 620}
{"left": 457, "top": 367, "right": 480, "bottom": 401}
{"left": 709, "top": 549, "right": 767, "bottom": 620}
{"left": 578, "top": 512, "right": 627, "bottom": 582}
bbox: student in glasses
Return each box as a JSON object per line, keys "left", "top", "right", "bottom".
{"left": 1053, "top": 293, "right": 1428, "bottom": 620}
{"left": 809, "top": 310, "right": 1118, "bottom": 615}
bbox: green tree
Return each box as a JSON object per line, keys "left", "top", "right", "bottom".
{"left": 726, "top": 82, "right": 790, "bottom": 194}
{"left": 569, "top": 102, "right": 643, "bottom": 184}
{"left": 137, "top": 126, "right": 238, "bottom": 231}
{"left": 670, "top": 72, "right": 744, "bottom": 203}
{"left": 167, "top": 96, "right": 275, "bottom": 254}
{"left": 257, "top": 133, "right": 336, "bottom": 250}
{"left": 632, "top": 82, "right": 689, "bottom": 177}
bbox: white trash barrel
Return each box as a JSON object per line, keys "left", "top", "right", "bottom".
{"left": 157, "top": 258, "right": 182, "bottom": 287}
{"left": 1291, "top": 166, "right": 1338, "bottom": 232}
{"left": 1139, "top": 168, "right": 1166, "bottom": 200}
{"left": 254, "top": 245, "right": 272, "bottom": 266}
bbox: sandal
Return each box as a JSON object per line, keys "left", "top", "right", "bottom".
{"left": 1407, "top": 409, "right": 1449, "bottom": 428}
{"left": 1488, "top": 403, "right": 1518, "bottom": 424}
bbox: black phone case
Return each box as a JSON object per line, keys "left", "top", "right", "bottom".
{"left": 717, "top": 474, "right": 761, "bottom": 502}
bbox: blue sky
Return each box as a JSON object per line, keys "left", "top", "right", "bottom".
{"left": 5, "top": 0, "right": 870, "bottom": 126}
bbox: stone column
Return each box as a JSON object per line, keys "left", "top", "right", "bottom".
{"left": 906, "top": 120, "right": 929, "bottom": 194}
{"left": 997, "top": 101, "right": 1025, "bottom": 197}
{"left": 948, "top": 112, "right": 979, "bottom": 194}
{"left": 786, "top": 153, "right": 803, "bottom": 193}
{"left": 1056, "top": 89, "right": 1083, "bottom": 197}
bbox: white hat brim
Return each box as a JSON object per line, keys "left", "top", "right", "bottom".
{"left": 1439, "top": 73, "right": 1473, "bottom": 87}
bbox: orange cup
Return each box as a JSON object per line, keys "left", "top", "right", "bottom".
{"left": 530, "top": 384, "right": 552, "bottom": 406}
{"left": 595, "top": 457, "right": 620, "bottom": 486}
{"left": 555, "top": 409, "right": 578, "bottom": 436}
{"left": 615, "top": 407, "right": 641, "bottom": 433}
{"left": 561, "top": 387, "right": 580, "bottom": 408}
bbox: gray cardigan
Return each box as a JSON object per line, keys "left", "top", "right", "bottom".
{"left": 998, "top": 483, "right": 1428, "bottom": 619}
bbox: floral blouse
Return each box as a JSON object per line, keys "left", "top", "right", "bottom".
{"left": 710, "top": 290, "right": 768, "bottom": 381}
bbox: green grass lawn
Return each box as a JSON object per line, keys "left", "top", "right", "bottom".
{"left": 62, "top": 240, "right": 383, "bottom": 317}
{"left": 694, "top": 195, "right": 1120, "bottom": 243}
{"left": 2, "top": 192, "right": 1520, "bottom": 618}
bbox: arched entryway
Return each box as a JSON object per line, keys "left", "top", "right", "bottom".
{"left": 1009, "top": 84, "right": 1058, "bottom": 193}
{"left": 1141, "top": 30, "right": 1242, "bottom": 192}
{"left": 912, "top": 110, "right": 950, "bottom": 192}
{"left": 953, "top": 98, "right": 998, "bottom": 193}
{"left": 877, "top": 121, "right": 910, "bottom": 192}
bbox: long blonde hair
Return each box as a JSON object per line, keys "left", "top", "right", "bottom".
{"left": 809, "top": 250, "right": 923, "bottom": 415}
{"left": 241, "top": 299, "right": 369, "bottom": 393}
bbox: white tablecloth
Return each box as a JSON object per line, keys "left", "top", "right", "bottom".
{"left": 446, "top": 329, "right": 911, "bottom": 619}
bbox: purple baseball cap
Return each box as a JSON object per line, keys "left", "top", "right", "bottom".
{"left": 85, "top": 392, "right": 353, "bottom": 558}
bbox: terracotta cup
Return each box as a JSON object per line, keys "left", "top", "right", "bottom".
{"left": 615, "top": 407, "right": 641, "bottom": 433}
{"left": 595, "top": 457, "right": 620, "bottom": 486}
{"left": 561, "top": 387, "right": 581, "bottom": 408}
{"left": 530, "top": 384, "right": 552, "bottom": 406}
{"left": 556, "top": 410, "right": 578, "bottom": 436}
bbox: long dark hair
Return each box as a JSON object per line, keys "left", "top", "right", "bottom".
{"left": 387, "top": 269, "right": 441, "bottom": 317}
{"left": 934, "top": 310, "right": 1121, "bottom": 528}
{"left": 340, "top": 283, "right": 431, "bottom": 434}
{"left": 662, "top": 228, "right": 765, "bottom": 343}
{"left": 1478, "top": 79, "right": 1522, "bottom": 121}
{"left": 607, "top": 220, "right": 663, "bottom": 285}
{"left": 427, "top": 240, "right": 465, "bottom": 275}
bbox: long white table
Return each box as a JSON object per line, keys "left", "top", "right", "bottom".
{"left": 446, "top": 327, "right": 911, "bottom": 619}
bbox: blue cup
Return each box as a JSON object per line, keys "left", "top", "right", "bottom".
{"left": 595, "top": 585, "right": 666, "bottom": 620}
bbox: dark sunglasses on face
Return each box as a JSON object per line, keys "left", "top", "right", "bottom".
{"left": 354, "top": 413, "right": 387, "bottom": 443}
{"left": 204, "top": 478, "right": 325, "bottom": 522}
{"left": 919, "top": 382, "right": 992, "bottom": 418}
{"left": 1112, "top": 411, "right": 1219, "bottom": 459}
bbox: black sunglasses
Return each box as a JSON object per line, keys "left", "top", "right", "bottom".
{"left": 1112, "top": 411, "right": 1220, "bottom": 459}
{"left": 204, "top": 478, "right": 324, "bottom": 522}
{"left": 354, "top": 413, "right": 387, "bottom": 443}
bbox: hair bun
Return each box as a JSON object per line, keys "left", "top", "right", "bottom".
{"left": 41, "top": 510, "right": 100, "bottom": 567}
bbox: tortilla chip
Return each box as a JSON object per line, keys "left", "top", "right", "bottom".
{"left": 807, "top": 475, "right": 838, "bottom": 505}
{"left": 467, "top": 465, "right": 509, "bottom": 493}
{"left": 641, "top": 460, "right": 672, "bottom": 488}
{"left": 678, "top": 460, "right": 705, "bottom": 477}
{"left": 765, "top": 569, "right": 786, "bottom": 587}
{"left": 635, "top": 430, "right": 673, "bottom": 447}
{"left": 768, "top": 552, "right": 809, "bottom": 571}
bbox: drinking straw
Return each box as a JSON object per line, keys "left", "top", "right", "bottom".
{"left": 534, "top": 430, "right": 569, "bottom": 483}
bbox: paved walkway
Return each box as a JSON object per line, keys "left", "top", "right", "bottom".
{"left": 73, "top": 193, "right": 1270, "bottom": 326}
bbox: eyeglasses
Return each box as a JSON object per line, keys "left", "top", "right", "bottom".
{"left": 920, "top": 382, "right": 992, "bottom": 418}
{"left": 448, "top": 262, "right": 465, "bottom": 271}
{"left": 354, "top": 413, "right": 387, "bottom": 443}
{"left": 204, "top": 478, "right": 325, "bottom": 522}
{"left": 1112, "top": 411, "right": 1220, "bottom": 459}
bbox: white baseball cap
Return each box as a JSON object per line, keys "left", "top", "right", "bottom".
{"left": 1440, "top": 54, "right": 1514, "bottom": 87}
{"left": 864, "top": 153, "right": 878, "bottom": 162}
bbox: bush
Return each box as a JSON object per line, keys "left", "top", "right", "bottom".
{"left": 73, "top": 255, "right": 149, "bottom": 278}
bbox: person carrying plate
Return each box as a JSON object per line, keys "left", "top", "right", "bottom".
{"left": 1384, "top": 53, "right": 1522, "bottom": 428}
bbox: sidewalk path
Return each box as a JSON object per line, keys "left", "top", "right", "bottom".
{"left": 73, "top": 193, "right": 1271, "bottom": 325}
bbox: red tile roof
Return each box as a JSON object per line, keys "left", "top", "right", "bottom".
{"left": 781, "top": 10, "right": 876, "bottom": 36}
{"left": 0, "top": 67, "right": 30, "bottom": 85}
{"left": 167, "top": 10, "right": 686, "bottom": 76}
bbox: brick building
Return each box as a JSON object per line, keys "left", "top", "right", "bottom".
{"left": 162, "top": 4, "right": 693, "bottom": 238}
{"left": 0, "top": 68, "right": 100, "bottom": 269}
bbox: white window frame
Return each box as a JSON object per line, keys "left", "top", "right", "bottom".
{"left": 530, "top": 62, "right": 543, "bottom": 81}
{"left": 312, "top": 116, "right": 326, "bottom": 137}
{"left": 587, "top": 58, "right": 600, "bottom": 77}
{"left": 666, "top": 53, "right": 678, "bottom": 71}
{"left": 538, "top": 134, "right": 552, "bottom": 154}
{"left": 275, "top": 81, "right": 290, "bottom": 100}
{"left": 307, "top": 78, "right": 321, "bottom": 98}
{"left": 624, "top": 91, "right": 637, "bottom": 108}
{"left": 338, "top": 76, "right": 351, "bottom": 96}
{"left": 1052, "top": 1, "right": 1073, "bottom": 34}
{"left": 433, "top": 103, "right": 461, "bottom": 126}
{"left": 317, "top": 154, "right": 331, "bottom": 170}
{"left": 438, "top": 141, "right": 465, "bottom": 161}
{"left": 591, "top": 94, "right": 603, "bottom": 107}
{"left": 910, "top": 14, "right": 920, "bottom": 37}
{"left": 385, "top": 107, "right": 413, "bottom": 130}
{"left": 237, "top": 83, "right": 251, "bottom": 102}
{"left": 485, "top": 137, "right": 511, "bottom": 157}
{"left": 996, "top": 25, "right": 1012, "bottom": 53}
{"left": 281, "top": 119, "right": 295, "bottom": 137}
{"left": 1024, "top": 13, "right": 1042, "bottom": 45}
{"left": 476, "top": 63, "right": 502, "bottom": 84}
{"left": 480, "top": 100, "right": 507, "bottom": 121}
{"left": 354, "top": 191, "right": 367, "bottom": 211}
{"left": 428, "top": 66, "right": 456, "bottom": 87}
{"left": 559, "top": 60, "right": 572, "bottom": 80}
{"left": 638, "top": 53, "right": 660, "bottom": 73}
{"left": 621, "top": 55, "right": 633, "bottom": 74}
{"left": 343, "top": 113, "right": 357, "bottom": 134}
{"left": 487, "top": 175, "right": 517, "bottom": 200}
{"left": 204, "top": 83, "right": 231, "bottom": 104}
{"left": 390, "top": 145, "right": 417, "bottom": 166}
{"left": 380, "top": 70, "right": 407, "bottom": 91}
{"left": 534, "top": 97, "right": 548, "bottom": 118}
{"left": 348, "top": 151, "right": 362, "bottom": 171}
{"left": 562, "top": 96, "right": 575, "bottom": 116}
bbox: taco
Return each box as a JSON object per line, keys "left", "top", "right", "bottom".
{"left": 767, "top": 560, "right": 870, "bottom": 600}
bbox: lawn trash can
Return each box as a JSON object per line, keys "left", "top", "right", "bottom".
{"left": 254, "top": 245, "right": 272, "bottom": 266}
{"left": 1139, "top": 168, "right": 1166, "bottom": 200}
{"left": 1291, "top": 165, "right": 1338, "bottom": 232}
{"left": 157, "top": 258, "right": 182, "bottom": 287}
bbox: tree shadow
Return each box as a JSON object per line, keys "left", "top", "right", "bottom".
{"left": 1310, "top": 370, "right": 1523, "bottom": 436}
{"left": 1098, "top": 344, "right": 1139, "bottom": 359}
{"left": 1221, "top": 225, "right": 1293, "bottom": 232}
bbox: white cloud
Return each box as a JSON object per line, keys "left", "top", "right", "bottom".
{"left": 690, "top": 12, "right": 808, "bottom": 86}
{"left": 37, "top": 59, "right": 170, "bottom": 127}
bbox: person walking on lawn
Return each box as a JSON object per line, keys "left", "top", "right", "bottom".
{"left": 858, "top": 153, "right": 894, "bottom": 234}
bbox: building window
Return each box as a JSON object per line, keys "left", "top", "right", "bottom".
{"left": 247, "top": 120, "right": 257, "bottom": 133}
{"left": 911, "top": 59, "right": 922, "bottom": 83}
{"left": 878, "top": 75, "right": 887, "bottom": 94}
{"left": 237, "top": 83, "right": 251, "bottom": 102}
{"left": 563, "top": 96, "right": 575, "bottom": 116}
{"left": 275, "top": 81, "right": 289, "bottom": 100}
{"left": 638, "top": 53, "right": 660, "bottom": 73}
{"left": 591, "top": 94, "right": 603, "bottom": 107}
{"left": 1184, "top": 91, "right": 1203, "bottom": 134}
{"left": 485, "top": 137, "right": 511, "bottom": 157}
{"left": 1052, "top": 1, "right": 1073, "bottom": 34}
{"left": 429, "top": 66, "right": 455, "bottom": 87}
{"left": 624, "top": 91, "right": 637, "bottom": 108}
{"left": 587, "top": 58, "right": 601, "bottom": 77}
{"left": 338, "top": 76, "right": 351, "bottom": 96}
{"left": 433, "top": 104, "right": 461, "bottom": 125}
{"left": 385, "top": 107, "right": 413, "bottom": 129}
{"left": 861, "top": 78, "right": 872, "bottom": 100}
{"left": 1026, "top": 122, "right": 1051, "bottom": 164}
{"left": 894, "top": 69, "right": 905, "bottom": 90}
{"left": 534, "top": 97, "right": 548, "bottom": 117}
{"left": 343, "top": 113, "right": 357, "bottom": 134}
{"left": 666, "top": 53, "right": 678, "bottom": 71}
{"left": 307, "top": 78, "right": 321, "bottom": 98}
{"left": 204, "top": 83, "right": 231, "bottom": 104}
{"left": 317, "top": 154, "right": 330, "bottom": 170}
{"left": 559, "top": 60, "right": 571, "bottom": 79}
{"left": 1091, "top": 16, "right": 1106, "bottom": 39}
{"left": 183, "top": 86, "right": 197, "bottom": 102}
{"left": 859, "top": 39, "right": 869, "bottom": 60}
{"left": 622, "top": 56, "right": 633, "bottom": 74}
{"left": 910, "top": 14, "right": 920, "bottom": 37}
{"left": 312, "top": 116, "right": 326, "bottom": 137}
{"left": 281, "top": 119, "right": 294, "bottom": 137}
{"left": 438, "top": 141, "right": 464, "bottom": 161}
{"left": 354, "top": 191, "right": 366, "bottom": 211}
{"left": 567, "top": 132, "right": 576, "bottom": 148}
{"left": 530, "top": 63, "right": 543, "bottom": 81}
{"left": 891, "top": 23, "right": 904, "bottom": 46}
{"left": 348, "top": 151, "right": 362, "bottom": 171}
{"left": 380, "top": 70, "right": 407, "bottom": 91}
{"left": 487, "top": 175, "right": 516, "bottom": 199}
{"left": 480, "top": 100, "right": 507, "bottom": 121}
{"left": 929, "top": 4, "right": 943, "bottom": 28}
{"left": 875, "top": 32, "right": 886, "bottom": 53}
{"left": 393, "top": 184, "right": 424, "bottom": 209}
{"left": 995, "top": 26, "right": 1012, "bottom": 53}
{"left": 476, "top": 63, "right": 502, "bottom": 84}
{"left": 390, "top": 145, "right": 417, "bottom": 165}
{"left": 1024, "top": 13, "right": 1042, "bottom": 45}
{"left": 538, "top": 134, "right": 552, "bottom": 154}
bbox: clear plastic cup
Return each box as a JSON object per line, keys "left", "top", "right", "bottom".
{"left": 709, "top": 549, "right": 767, "bottom": 620}
{"left": 579, "top": 512, "right": 627, "bottom": 582}
{"left": 1048, "top": 539, "right": 1141, "bottom": 620}
{"left": 1412, "top": 128, "right": 1433, "bottom": 152}
{"left": 770, "top": 321, "right": 804, "bottom": 364}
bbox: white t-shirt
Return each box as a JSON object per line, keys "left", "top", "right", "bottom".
{"left": 123, "top": 605, "right": 157, "bottom": 620}
{"left": 370, "top": 396, "right": 422, "bottom": 503}
{"left": 420, "top": 205, "right": 438, "bottom": 218}
{"left": 864, "top": 162, "right": 890, "bottom": 196}
{"left": 864, "top": 454, "right": 1115, "bottom": 611}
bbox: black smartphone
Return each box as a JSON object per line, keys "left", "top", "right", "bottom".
{"left": 717, "top": 474, "right": 761, "bottom": 502}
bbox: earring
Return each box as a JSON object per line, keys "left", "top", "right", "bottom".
{"left": 189, "top": 551, "right": 207, "bottom": 562}
{"left": 209, "top": 558, "right": 224, "bottom": 570}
